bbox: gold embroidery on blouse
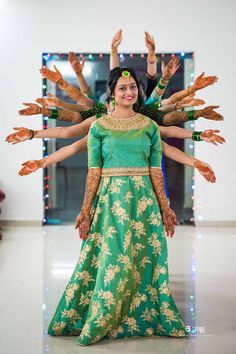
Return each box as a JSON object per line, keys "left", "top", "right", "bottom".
{"left": 97, "top": 113, "right": 150, "bottom": 131}
{"left": 101, "top": 167, "right": 150, "bottom": 177}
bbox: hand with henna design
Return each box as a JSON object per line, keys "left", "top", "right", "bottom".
{"left": 40, "top": 65, "right": 62, "bottom": 84}
{"left": 161, "top": 57, "right": 181, "bottom": 80}
{"left": 162, "top": 207, "right": 177, "bottom": 238}
{"left": 6, "top": 127, "right": 32, "bottom": 144}
{"left": 193, "top": 160, "right": 216, "bottom": 183}
{"left": 75, "top": 212, "right": 91, "bottom": 240}
{"left": 176, "top": 94, "right": 205, "bottom": 109}
{"left": 68, "top": 52, "right": 85, "bottom": 75}
{"left": 200, "top": 130, "right": 225, "bottom": 145}
{"left": 111, "top": 29, "right": 122, "bottom": 50}
{"left": 197, "top": 105, "right": 223, "bottom": 121}
{"left": 18, "top": 159, "right": 46, "bottom": 176}
{"left": 145, "top": 31, "right": 155, "bottom": 52}
{"left": 18, "top": 103, "right": 42, "bottom": 115}
{"left": 190, "top": 72, "right": 218, "bottom": 93}
{"left": 36, "top": 93, "right": 62, "bottom": 108}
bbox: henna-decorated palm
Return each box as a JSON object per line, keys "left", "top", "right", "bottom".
{"left": 193, "top": 160, "right": 216, "bottom": 183}
{"left": 6, "top": 127, "right": 30, "bottom": 145}
{"left": 161, "top": 57, "right": 181, "bottom": 80}
{"left": 75, "top": 212, "right": 91, "bottom": 240}
{"left": 200, "top": 130, "right": 225, "bottom": 145}
{"left": 192, "top": 72, "right": 218, "bottom": 92}
{"left": 162, "top": 208, "right": 177, "bottom": 237}
{"left": 201, "top": 105, "right": 223, "bottom": 121}
{"left": 145, "top": 31, "right": 155, "bottom": 52}
{"left": 68, "top": 52, "right": 85, "bottom": 75}
{"left": 36, "top": 93, "right": 61, "bottom": 107}
{"left": 18, "top": 103, "right": 42, "bottom": 116}
{"left": 177, "top": 94, "right": 205, "bottom": 108}
{"left": 40, "top": 65, "right": 62, "bottom": 83}
{"left": 18, "top": 160, "right": 43, "bottom": 176}
{"left": 111, "top": 29, "right": 122, "bottom": 49}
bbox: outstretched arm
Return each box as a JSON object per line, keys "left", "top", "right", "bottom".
{"left": 162, "top": 72, "right": 218, "bottom": 106}
{"left": 40, "top": 65, "right": 94, "bottom": 109}
{"left": 159, "top": 126, "right": 192, "bottom": 139}
{"left": 163, "top": 105, "right": 223, "bottom": 125}
{"left": 159, "top": 126, "right": 225, "bottom": 145}
{"left": 18, "top": 137, "right": 88, "bottom": 176}
{"left": 36, "top": 93, "right": 86, "bottom": 112}
{"left": 145, "top": 31, "right": 157, "bottom": 78}
{"left": 162, "top": 141, "right": 216, "bottom": 183}
{"left": 6, "top": 116, "right": 96, "bottom": 143}
{"left": 110, "top": 29, "right": 122, "bottom": 70}
{"left": 68, "top": 52, "right": 90, "bottom": 95}
{"left": 18, "top": 103, "right": 84, "bottom": 123}
{"left": 146, "top": 57, "right": 181, "bottom": 106}
{"left": 156, "top": 57, "right": 181, "bottom": 98}
{"left": 159, "top": 94, "right": 205, "bottom": 113}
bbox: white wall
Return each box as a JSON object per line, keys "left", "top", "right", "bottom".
{"left": 0, "top": 0, "right": 235, "bottom": 223}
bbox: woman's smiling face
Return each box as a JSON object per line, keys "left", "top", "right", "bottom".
{"left": 113, "top": 76, "right": 138, "bottom": 106}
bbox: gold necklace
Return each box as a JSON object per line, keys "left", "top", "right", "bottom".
{"left": 97, "top": 113, "right": 150, "bottom": 131}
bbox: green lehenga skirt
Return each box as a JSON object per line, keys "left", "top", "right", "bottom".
{"left": 48, "top": 175, "right": 189, "bottom": 346}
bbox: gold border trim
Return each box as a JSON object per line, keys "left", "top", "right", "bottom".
{"left": 101, "top": 167, "right": 150, "bottom": 177}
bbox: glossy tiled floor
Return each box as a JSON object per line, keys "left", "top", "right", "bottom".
{"left": 0, "top": 225, "right": 235, "bottom": 354}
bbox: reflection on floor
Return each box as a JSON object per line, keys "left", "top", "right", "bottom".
{"left": 0, "top": 225, "right": 235, "bottom": 354}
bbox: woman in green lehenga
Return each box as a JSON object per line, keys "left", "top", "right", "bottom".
{"left": 47, "top": 67, "right": 189, "bottom": 346}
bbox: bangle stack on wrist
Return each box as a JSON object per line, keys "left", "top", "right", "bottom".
{"left": 192, "top": 131, "right": 203, "bottom": 141}
{"left": 157, "top": 77, "right": 169, "bottom": 90}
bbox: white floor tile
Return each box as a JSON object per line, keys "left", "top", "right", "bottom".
{"left": 0, "top": 225, "right": 235, "bottom": 354}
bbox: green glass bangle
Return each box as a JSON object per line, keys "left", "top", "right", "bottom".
{"left": 192, "top": 131, "right": 203, "bottom": 141}
{"left": 157, "top": 82, "right": 167, "bottom": 90}
{"left": 187, "top": 110, "right": 197, "bottom": 121}
{"left": 50, "top": 109, "right": 59, "bottom": 119}
{"left": 150, "top": 101, "right": 161, "bottom": 109}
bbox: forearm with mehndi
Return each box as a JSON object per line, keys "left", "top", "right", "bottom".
{"left": 163, "top": 111, "right": 194, "bottom": 125}
{"left": 168, "top": 86, "right": 195, "bottom": 104}
{"left": 42, "top": 107, "right": 82, "bottom": 123}
{"left": 58, "top": 78, "right": 93, "bottom": 107}
{"left": 81, "top": 169, "right": 101, "bottom": 213}
{"left": 150, "top": 168, "right": 169, "bottom": 211}
{"left": 58, "top": 109, "right": 82, "bottom": 123}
